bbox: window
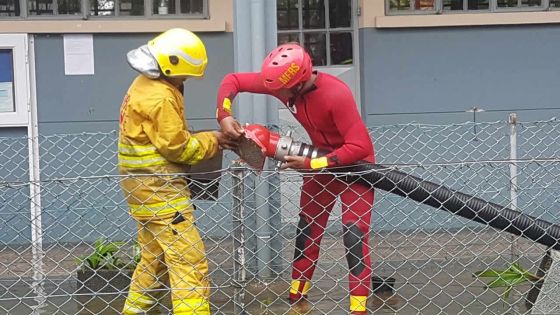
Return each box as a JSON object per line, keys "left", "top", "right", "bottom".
{"left": 443, "top": 0, "right": 489, "bottom": 11}
{"left": 277, "top": 0, "right": 353, "bottom": 66}
{"left": 388, "top": 0, "right": 547, "bottom": 13}
{"left": 0, "top": 50, "right": 15, "bottom": 114}
{"left": 389, "top": 0, "right": 435, "bottom": 11}
{"left": 151, "top": 0, "right": 203, "bottom": 16}
{"left": 28, "top": 0, "right": 81, "bottom": 15}
{"left": 0, "top": 0, "right": 205, "bottom": 17}
{"left": 496, "top": 0, "right": 541, "bottom": 8}
{"left": 0, "top": 0, "right": 20, "bottom": 16}
{"left": 0, "top": 35, "right": 29, "bottom": 127}
{"left": 90, "top": 0, "right": 144, "bottom": 16}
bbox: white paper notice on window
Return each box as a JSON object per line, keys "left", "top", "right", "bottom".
{"left": 0, "top": 82, "right": 14, "bottom": 113}
{"left": 63, "top": 34, "right": 95, "bottom": 75}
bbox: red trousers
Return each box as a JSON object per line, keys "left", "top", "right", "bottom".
{"left": 291, "top": 174, "right": 374, "bottom": 299}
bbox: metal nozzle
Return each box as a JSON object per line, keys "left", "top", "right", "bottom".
{"left": 234, "top": 124, "right": 326, "bottom": 171}
{"left": 275, "top": 131, "right": 292, "bottom": 169}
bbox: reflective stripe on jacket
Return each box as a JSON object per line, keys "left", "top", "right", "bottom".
{"left": 118, "top": 75, "right": 219, "bottom": 220}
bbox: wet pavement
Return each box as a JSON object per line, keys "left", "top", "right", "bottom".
{"left": 0, "top": 273, "right": 535, "bottom": 314}
{"left": 0, "top": 229, "right": 546, "bottom": 314}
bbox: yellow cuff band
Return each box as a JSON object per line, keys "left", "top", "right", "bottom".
{"left": 310, "top": 157, "right": 328, "bottom": 169}
{"left": 290, "top": 280, "right": 311, "bottom": 295}
{"left": 350, "top": 295, "right": 367, "bottom": 312}
{"left": 123, "top": 291, "right": 156, "bottom": 313}
{"left": 173, "top": 298, "right": 210, "bottom": 315}
{"left": 223, "top": 97, "right": 232, "bottom": 114}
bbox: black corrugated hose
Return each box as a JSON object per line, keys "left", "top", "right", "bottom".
{"left": 327, "top": 161, "right": 560, "bottom": 250}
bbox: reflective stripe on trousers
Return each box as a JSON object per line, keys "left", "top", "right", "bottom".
{"left": 128, "top": 197, "right": 192, "bottom": 218}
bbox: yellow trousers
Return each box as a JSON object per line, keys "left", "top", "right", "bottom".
{"left": 123, "top": 212, "right": 210, "bottom": 314}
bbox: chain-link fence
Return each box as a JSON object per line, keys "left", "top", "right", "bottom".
{"left": 1, "top": 115, "right": 560, "bottom": 314}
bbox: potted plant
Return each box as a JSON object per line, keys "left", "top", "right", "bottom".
{"left": 76, "top": 238, "right": 139, "bottom": 294}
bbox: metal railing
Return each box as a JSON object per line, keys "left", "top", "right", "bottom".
{"left": 1, "top": 115, "right": 559, "bottom": 314}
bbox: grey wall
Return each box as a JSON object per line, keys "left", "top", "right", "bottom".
{"left": 359, "top": 24, "right": 560, "bottom": 125}
{"left": 0, "top": 32, "right": 235, "bottom": 245}
{"left": 0, "top": 134, "right": 31, "bottom": 245}
{"left": 34, "top": 32, "right": 233, "bottom": 134}
{"left": 359, "top": 25, "right": 560, "bottom": 232}
{"left": 7, "top": 24, "right": 560, "bottom": 245}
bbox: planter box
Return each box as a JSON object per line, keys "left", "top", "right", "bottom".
{"left": 76, "top": 268, "right": 173, "bottom": 313}
{"left": 76, "top": 268, "right": 134, "bottom": 294}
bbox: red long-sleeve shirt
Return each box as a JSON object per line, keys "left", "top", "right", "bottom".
{"left": 216, "top": 72, "right": 375, "bottom": 167}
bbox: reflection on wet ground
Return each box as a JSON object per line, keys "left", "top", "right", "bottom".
{"left": 0, "top": 274, "right": 531, "bottom": 315}
{"left": 0, "top": 231, "right": 540, "bottom": 314}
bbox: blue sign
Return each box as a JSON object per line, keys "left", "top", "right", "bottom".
{"left": 0, "top": 50, "right": 14, "bottom": 83}
{"left": 0, "top": 49, "right": 14, "bottom": 112}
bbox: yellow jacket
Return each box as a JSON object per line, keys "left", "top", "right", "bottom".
{"left": 118, "top": 75, "right": 219, "bottom": 220}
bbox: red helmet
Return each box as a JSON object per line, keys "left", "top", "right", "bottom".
{"left": 261, "top": 43, "right": 312, "bottom": 90}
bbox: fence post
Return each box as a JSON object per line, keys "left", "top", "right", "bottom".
{"left": 509, "top": 112, "right": 519, "bottom": 261}
{"left": 27, "top": 36, "right": 46, "bottom": 315}
{"left": 231, "top": 162, "right": 247, "bottom": 315}
{"left": 255, "top": 173, "right": 272, "bottom": 278}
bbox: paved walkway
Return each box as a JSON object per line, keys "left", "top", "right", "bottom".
{"left": 0, "top": 229, "right": 546, "bottom": 314}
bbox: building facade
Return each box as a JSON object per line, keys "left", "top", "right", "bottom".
{"left": 1, "top": 0, "right": 560, "bottom": 243}
{"left": 3, "top": 0, "right": 560, "bottom": 137}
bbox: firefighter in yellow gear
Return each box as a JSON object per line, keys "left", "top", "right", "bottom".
{"left": 119, "top": 28, "right": 236, "bottom": 315}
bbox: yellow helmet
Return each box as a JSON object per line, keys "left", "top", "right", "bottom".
{"left": 147, "top": 28, "right": 208, "bottom": 78}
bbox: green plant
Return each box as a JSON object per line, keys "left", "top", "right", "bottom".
{"left": 132, "top": 242, "right": 141, "bottom": 266}
{"left": 474, "top": 262, "right": 542, "bottom": 300}
{"left": 76, "top": 238, "right": 126, "bottom": 270}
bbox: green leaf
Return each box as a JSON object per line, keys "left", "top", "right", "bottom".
{"left": 87, "top": 255, "right": 100, "bottom": 269}
{"left": 474, "top": 261, "right": 541, "bottom": 301}
{"left": 104, "top": 253, "right": 113, "bottom": 268}
{"left": 133, "top": 244, "right": 141, "bottom": 264}
{"left": 75, "top": 238, "right": 130, "bottom": 270}
{"left": 97, "top": 242, "right": 123, "bottom": 257}
{"left": 474, "top": 269, "right": 508, "bottom": 278}
{"left": 93, "top": 238, "right": 105, "bottom": 251}
{"left": 503, "top": 286, "right": 513, "bottom": 300}
{"left": 487, "top": 275, "right": 527, "bottom": 288}
{"left": 112, "top": 256, "right": 124, "bottom": 269}
{"left": 98, "top": 245, "right": 114, "bottom": 256}
{"left": 474, "top": 270, "right": 519, "bottom": 283}
{"left": 511, "top": 262, "right": 525, "bottom": 271}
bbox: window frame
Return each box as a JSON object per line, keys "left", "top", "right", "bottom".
{"left": 385, "top": 0, "right": 552, "bottom": 15}
{"left": 0, "top": 34, "right": 29, "bottom": 127}
{"left": 440, "top": 0, "right": 491, "bottom": 13}
{"left": 277, "top": 0, "right": 354, "bottom": 67}
{"left": 0, "top": 0, "right": 207, "bottom": 18}
{"left": 386, "top": 0, "right": 440, "bottom": 14}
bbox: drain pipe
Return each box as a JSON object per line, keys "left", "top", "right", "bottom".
{"left": 231, "top": 162, "right": 247, "bottom": 315}
{"left": 509, "top": 113, "right": 520, "bottom": 260}
{"left": 239, "top": 124, "right": 560, "bottom": 250}
{"left": 27, "top": 35, "right": 46, "bottom": 315}
{"left": 250, "top": 0, "right": 273, "bottom": 278}
{"left": 234, "top": 0, "right": 279, "bottom": 277}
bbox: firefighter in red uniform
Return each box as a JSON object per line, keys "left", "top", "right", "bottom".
{"left": 216, "top": 43, "right": 375, "bottom": 315}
